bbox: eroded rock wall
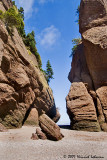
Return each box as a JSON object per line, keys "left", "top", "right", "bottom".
{"left": 0, "top": 0, "right": 59, "bottom": 128}
{"left": 66, "top": 0, "right": 107, "bottom": 132}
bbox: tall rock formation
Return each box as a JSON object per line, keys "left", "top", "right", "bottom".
{"left": 0, "top": 0, "right": 60, "bottom": 129}
{"left": 66, "top": 0, "right": 107, "bottom": 132}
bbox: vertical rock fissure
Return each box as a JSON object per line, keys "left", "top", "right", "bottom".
{"left": 22, "top": 104, "right": 34, "bottom": 126}
{"left": 89, "top": 92, "right": 100, "bottom": 123}
{"left": 97, "top": 94, "right": 106, "bottom": 122}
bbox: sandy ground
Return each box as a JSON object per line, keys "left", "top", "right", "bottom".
{"left": 0, "top": 126, "right": 107, "bottom": 160}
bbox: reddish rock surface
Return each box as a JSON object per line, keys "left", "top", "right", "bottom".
{"left": 79, "top": 0, "right": 107, "bottom": 33}
{"left": 31, "top": 133, "right": 39, "bottom": 140}
{"left": 24, "top": 108, "right": 39, "bottom": 126}
{"left": 66, "top": 0, "right": 107, "bottom": 131}
{"left": 66, "top": 82, "right": 101, "bottom": 131}
{"left": 96, "top": 87, "right": 107, "bottom": 123}
{"left": 0, "top": 0, "right": 60, "bottom": 128}
{"left": 52, "top": 108, "right": 61, "bottom": 123}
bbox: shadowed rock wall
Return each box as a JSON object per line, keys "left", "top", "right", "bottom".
{"left": 0, "top": 0, "right": 60, "bottom": 128}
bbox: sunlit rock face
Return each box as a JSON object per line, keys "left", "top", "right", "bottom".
{"left": 66, "top": 0, "right": 107, "bottom": 132}
{"left": 0, "top": 0, "right": 60, "bottom": 128}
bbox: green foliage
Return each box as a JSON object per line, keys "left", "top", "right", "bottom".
{"left": 45, "top": 60, "right": 54, "bottom": 84}
{"left": 0, "top": 6, "right": 24, "bottom": 36}
{"left": 24, "top": 31, "right": 42, "bottom": 68}
{"left": 26, "top": 46, "right": 32, "bottom": 55}
{"left": 70, "top": 38, "right": 82, "bottom": 57}
{"left": 18, "top": 7, "right": 24, "bottom": 20}
{"left": 17, "top": 7, "right": 25, "bottom": 38}
{"left": 0, "top": 10, "right": 4, "bottom": 20}
{"left": 24, "top": 31, "right": 36, "bottom": 52}
{"left": 12, "top": 1, "right": 25, "bottom": 37}
{"left": 76, "top": 5, "right": 80, "bottom": 24}
{"left": 12, "top": 1, "right": 15, "bottom": 6}
{"left": 35, "top": 52, "right": 42, "bottom": 69}
{"left": 17, "top": 22, "right": 26, "bottom": 38}
{"left": 0, "top": 3, "right": 42, "bottom": 70}
{"left": 4, "top": 7, "right": 24, "bottom": 28}
{"left": 76, "top": 5, "right": 80, "bottom": 16}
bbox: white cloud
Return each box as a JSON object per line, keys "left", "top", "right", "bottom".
{"left": 15, "top": 0, "right": 54, "bottom": 18}
{"left": 38, "top": 0, "right": 54, "bottom": 4}
{"left": 37, "top": 25, "right": 60, "bottom": 48}
{"left": 15, "top": 0, "right": 35, "bottom": 19}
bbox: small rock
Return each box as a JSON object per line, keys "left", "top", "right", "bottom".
{"left": 36, "top": 128, "right": 47, "bottom": 140}
{"left": 31, "top": 133, "right": 39, "bottom": 140}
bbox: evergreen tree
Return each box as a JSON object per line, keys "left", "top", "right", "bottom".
{"left": 76, "top": 5, "right": 80, "bottom": 24}
{"left": 12, "top": 1, "right": 15, "bottom": 6}
{"left": 24, "top": 31, "right": 36, "bottom": 54}
{"left": 45, "top": 60, "right": 54, "bottom": 84}
{"left": 18, "top": 7, "right": 24, "bottom": 20}
{"left": 24, "top": 31, "right": 42, "bottom": 68}
{"left": 17, "top": 7, "right": 25, "bottom": 38}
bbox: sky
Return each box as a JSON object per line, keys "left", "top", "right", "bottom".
{"left": 15, "top": 0, "right": 81, "bottom": 125}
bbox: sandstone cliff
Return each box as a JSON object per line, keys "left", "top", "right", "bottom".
{"left": 66, "top": 0, "right": 107, "bottom": 132}
{"left": 0, "top": 0, "right": 60, "bottom": 129}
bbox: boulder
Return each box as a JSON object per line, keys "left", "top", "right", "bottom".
{"left": 39, "top": 114, "right": 64, "bottom": 141}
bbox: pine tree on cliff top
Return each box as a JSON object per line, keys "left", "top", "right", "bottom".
{"left": 45, "top": 60, "right": 54, "bottom": 84}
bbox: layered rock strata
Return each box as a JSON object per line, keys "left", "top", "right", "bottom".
{"left": 0, "top": 0, "right": 60, "bottom": 128}
{"left": 39, "top": 114, "right": 64, "bottom": 141}
{"left": 66, "top": 0, "right": 107, "bottom": 131}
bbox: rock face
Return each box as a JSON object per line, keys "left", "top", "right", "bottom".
{"left": 66, "top": 0, "right": 107, "bottom": 131}
{"left": 0, "top": 0, "right": 60, "bottom": 128}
